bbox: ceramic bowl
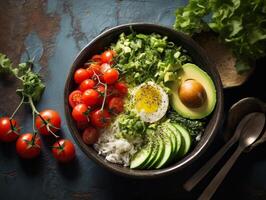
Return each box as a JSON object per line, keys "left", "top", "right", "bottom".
{"left": 64, "top": 23, "right": 224, "bottom": 178}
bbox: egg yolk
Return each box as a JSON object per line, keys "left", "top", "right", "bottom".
{"left": 135, "top": 85, "right": 162, "bottom": 113}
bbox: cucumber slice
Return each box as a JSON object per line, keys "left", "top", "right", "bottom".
{"left": 163, "top": 124, "right": 177, "bottom": 158}
{"left": 147, "top": 134, "right": 164, "bottom": 169}
{"left": 142, "top": 138, "right": 158, "bottom": 169}
{"left": 155, "top": 131, "right": 172, "bottom": 169}
{"left": 130, "top": 142, "right": 152, "bottom": 169}
{"left": 167, "top": 123, "right": 182, "bottom": 160}
{"left": 173, "top": 123, "right": 191, "bottom": 157}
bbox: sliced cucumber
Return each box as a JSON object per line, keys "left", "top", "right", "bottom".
{"left": 142, "top": 139, "right": 158, "bottom": 169}
{"left": 147, "top": 134, "right": 164, "bottom": 169}
{"left": 155, "top": 131, "right": 172, "bottom": 169}
{"left": 163, "top": 124, "right": 177, "bottom": 158}
{"left": 173, "top": 123, "right": 191, "bottom": 158}
{"left": 167, "top": 123, "right": 182, "bottom": 161}
{"left": 130, "top": 142, "right": 152, "bottom": 169}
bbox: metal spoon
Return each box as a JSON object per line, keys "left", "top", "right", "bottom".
{"left": 198, "top": 112, "right": 265, "bottom": 200}
{"left": 183, "top": 112, "right": 256, "bottom": 191}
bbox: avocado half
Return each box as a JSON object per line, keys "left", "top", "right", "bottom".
{"left": 169, "top": 63, "right": 217, "bottom": 119}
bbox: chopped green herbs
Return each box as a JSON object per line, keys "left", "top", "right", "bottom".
{"left": 112, "top": 32, "right": 191, "bottom": 86}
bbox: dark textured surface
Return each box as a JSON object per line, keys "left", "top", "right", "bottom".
{"left": 0, "top": 0, "right": 266, "bottom": 199}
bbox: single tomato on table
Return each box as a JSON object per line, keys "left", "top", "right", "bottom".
{"left": 35, "top": 109, "right": 61, "bottom": 136}
{"left": 0, "top": 117, "right": 20, "bottom": 142}
{"left": 16, "top": 133, "right": 41, "bottom": 159}
{"left": 52, "top": 139, "right": 75, "bottom": 163}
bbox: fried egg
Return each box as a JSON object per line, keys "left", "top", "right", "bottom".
{"left": 133, "top": 81, "right": 169, "bottom": 123}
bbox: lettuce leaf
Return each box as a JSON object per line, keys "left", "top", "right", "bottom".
{"left": 174, "top": 0, "right": 266, "bottom": 73}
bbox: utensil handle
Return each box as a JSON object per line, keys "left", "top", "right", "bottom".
{"left": 183, "top": 138, "right": 236, "bottom": 191}
{"left": 198, "top": 146, "right": 243, "bottom": 200}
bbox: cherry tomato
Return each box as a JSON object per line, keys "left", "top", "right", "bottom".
{"left": 88, "top": 63, "right": 101, "bottom": 75}
{"left": 74, "top": 68, "right": 91, "bottom": 84}
{"left": 72, "top": 104, "right": 90, "bottom": 122}
{"left": 114, "top": 82, "right": 128, "bottom": 96}
{"left": 35, "top": 110, "right": 61, "bottom": 136}
{"left": 100, "top": 63, "right": 111, "bottom": 73}
{"left": 82, "top": 126, "right": 99, "bottom": 145}
{"left": 0, "top": 117, "right": 19, "bottom": 142}
{"left": 85, "top": 67, "right": 94, "bottom": 78}
{"left": 90, "top": 109, "right": 111, "bottom": 128}
{"left": 52, "top": 139, "right": 75, "bottom": 163}
{"left": 16, "top": 133, "right": 41, "bottom": 159}
{"left": 91, "top": 54, "right": 102, "bottom": 64}
{"left": 101, "top": 50, "right": 114, "bottom": 63}
{"left": 68, "top": 90, "right": 83, "bottom": 108}
{"left": 103, "top": 68, "right": 119, "bottom": 84}
{"left": 79, "top": 79, "right": 96, "bottom": 92}
{"left": 95, "top": 85, "right": 105, "bottom": 105}
{"left": 108, "top": 97, "right": 124, "bottom": 114}
{"left": 82, "top": 89, "right": 99, "bottom": 107}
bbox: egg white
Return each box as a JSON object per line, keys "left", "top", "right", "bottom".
{"left": 133, "top": 81, "right": 169, "bottom": 123}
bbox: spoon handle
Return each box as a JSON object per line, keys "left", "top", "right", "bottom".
{"left": 198, "top": 146, "right": 243, "bottom": 200}
{"left": 183, "top": 137, "right": 237, "bottom": 191}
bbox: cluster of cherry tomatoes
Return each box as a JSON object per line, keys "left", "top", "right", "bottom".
{"left": 69, "top": 50, "right": 128, "bottom": 144}
{"left": 0, "top": 109, "right": 75, "bottom": 163}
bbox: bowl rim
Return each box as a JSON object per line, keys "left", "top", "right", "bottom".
{"left": 64, "top": 22, "right": 224, "bottom": 178}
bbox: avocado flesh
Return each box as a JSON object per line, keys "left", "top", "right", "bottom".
{"left": 170, "top": 63, "right": 217, "bottom": 119}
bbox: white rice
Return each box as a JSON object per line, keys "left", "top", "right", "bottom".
{"left": 94, "top": 122, "right": 141, "bottom": 166}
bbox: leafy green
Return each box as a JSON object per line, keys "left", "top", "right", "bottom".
{"left": 0, "top": 53, "right": 45, "bottom": 102}
{"left": 167, "top": 110, "right": 206, "bottom": 136}
{"left": 116, "top": 111, "right": 148, "bottom": 140}
{"left": 174, "top": 0, "right": 266, "bottom": 73}
{"left": 112, "top": 32, "right": 191, "bottom": 86}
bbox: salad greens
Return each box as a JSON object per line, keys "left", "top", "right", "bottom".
{"left": 0, "top": 53, "right": 45, "bottom": 103}
{"left": 174, "top": 0, "right": 266, "bottom": 73}
{"left": 112, "top": 32, "right": 191, "bottom": 86}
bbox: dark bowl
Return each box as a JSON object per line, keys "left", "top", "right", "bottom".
{"left": 64, "top": 23, "right": 224, "bottom": 178}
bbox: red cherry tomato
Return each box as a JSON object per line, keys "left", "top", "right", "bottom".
{"left": 91, "top": 54, "right": 102, "bottom": 64}
{"left": 85, "top": 67, "right": 94, "bottom": 78}
{"left": 101, "top": 50, "right": 114, "bottom": 63}
{"left": 108, "top": 97, "right": 124, "bottom": 114}
{"left": 79, "top": 79, "right": 96, "bottom": 92}
{"left": 16, "top": 133, "right": 41, "bottom": 159}
{"left": 100, "top": 63, "right": 111, "bottom": 73}
{"left": 103, "top": 68, "right": 119, "bottom": 84}
{"left": 74, "top": 68, "right": 91, "bottom": 84}
{"left": 82, "top": 126, "right": 99, "bottom": 145}
{"left": 88, "top": 63, "right": 101, "bottom": 75}
{"left": 72, "top": 104, "right": 90, "bottom": 122}
{"left": 0, "top": 117, "right": 19, "bottom": 142}
{"left": 90, "top": 109, "right": 111, "bottom": 128}
{"left": 35, "top": 110, "right": 61, "bottom": 136}
{"left": 95, "top": 85, "right": 105, "bottom": 105}
{"left": 82, "top": 89, "right": 99, "bottom": 107}
{"left": 114, "top": 82, "right": 128, "bottom": 96}
{"left": 69, "top": 90, "right": 83, "bottom": 108}
{"left": 52, "top": 139, "right": 75, "bottom": 163}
